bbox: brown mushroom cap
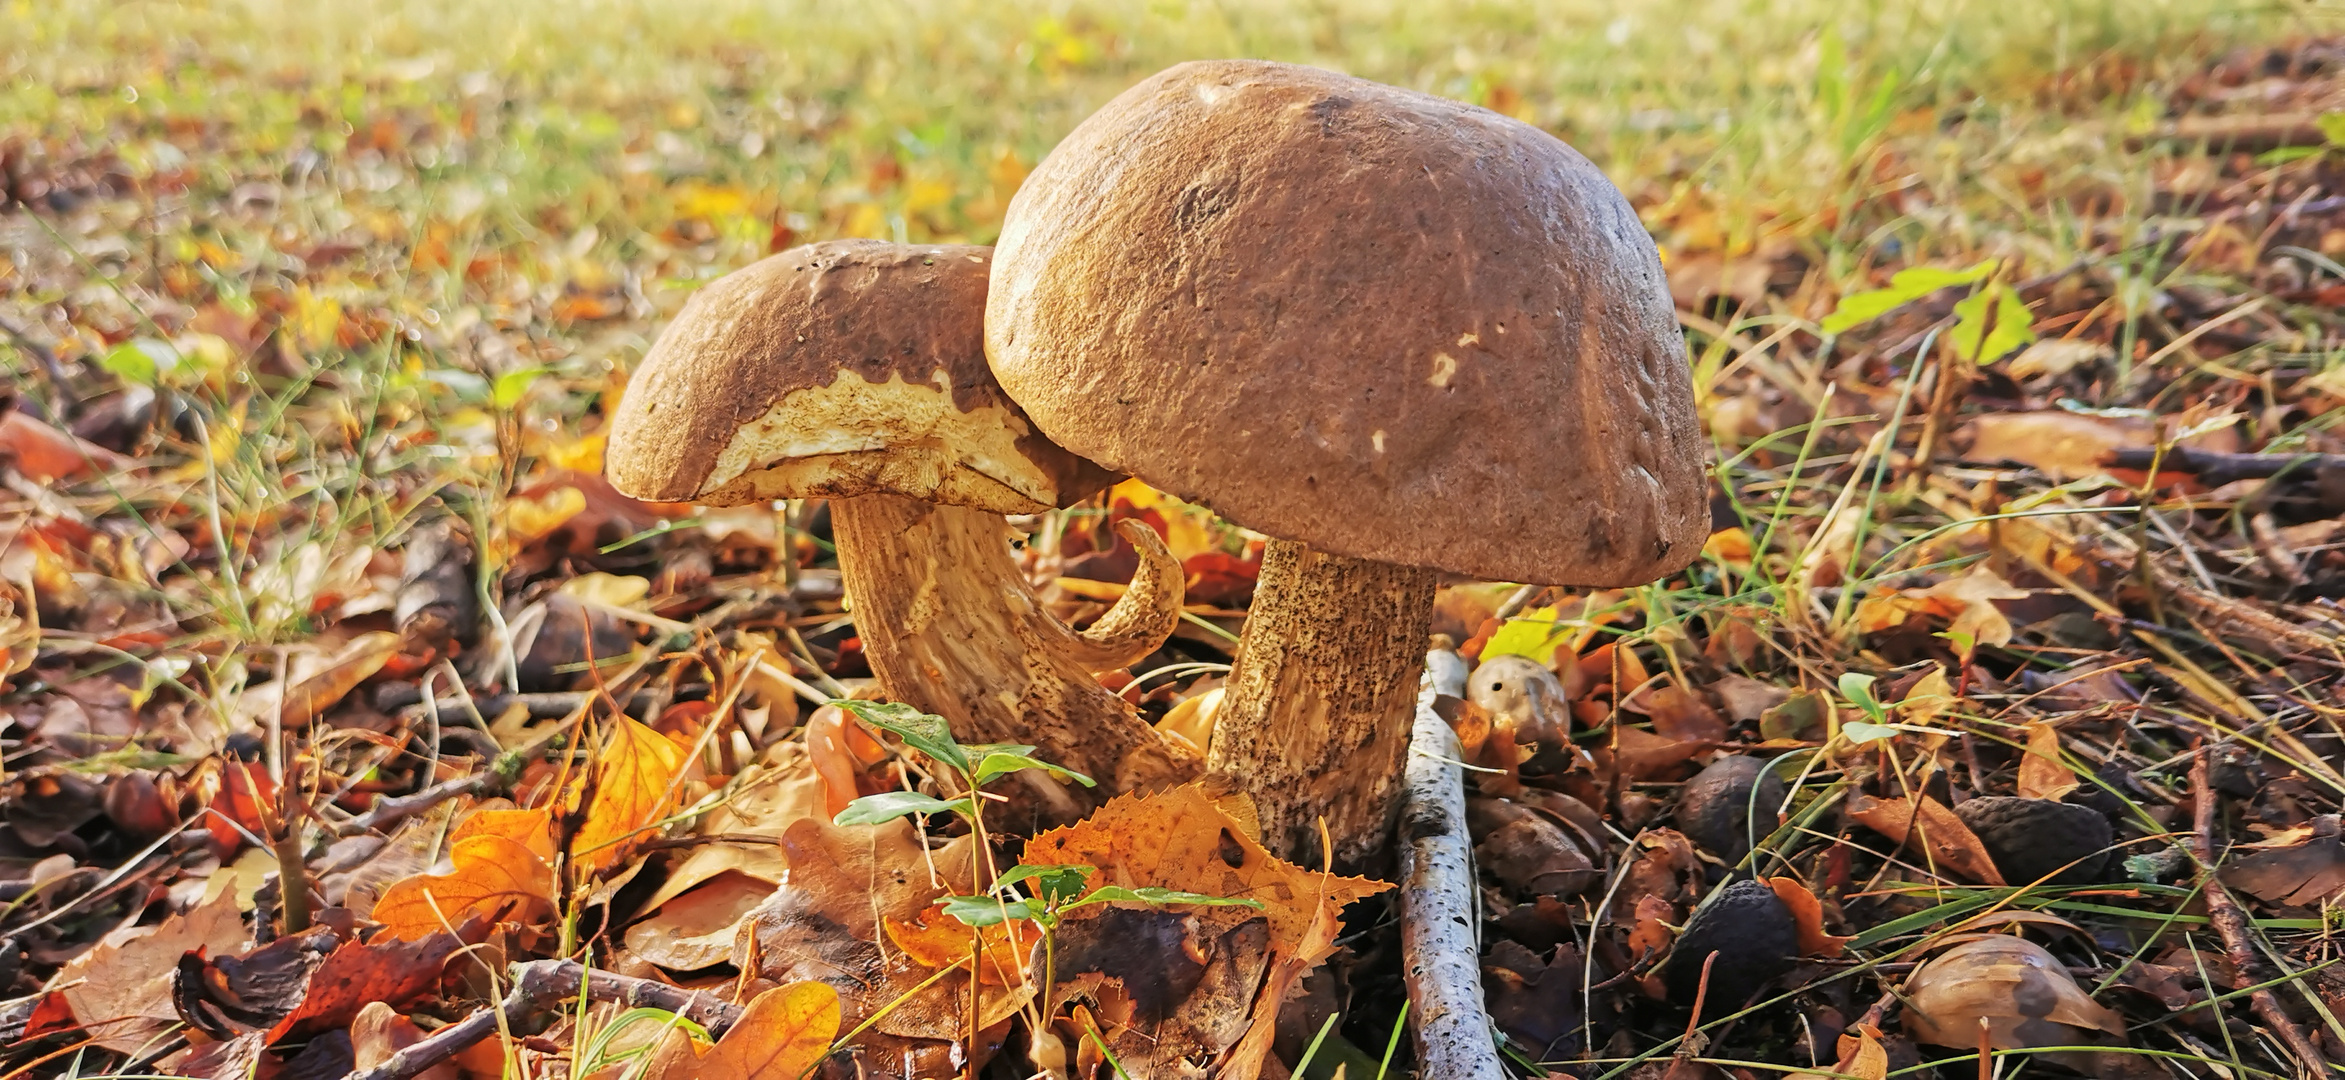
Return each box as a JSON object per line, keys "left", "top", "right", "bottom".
{"left": 987, "top": 60, "right": 1707, "bottom": 586}
{"left": 608, "top": 240, "right": 1115, "bottom": 513}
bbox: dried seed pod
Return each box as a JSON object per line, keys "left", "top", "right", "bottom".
{"left": 1902, "top": 935, "right": 2125, "bottom": 1050}
{"left": 1660, "top": 878, "right": 1798, "bottom": 1008}
{"left": 1954, "top": 796, "right": 2113, "bottom": 888}
{"left": 1675, "top": 755, "right": 1788, "bottom": 865}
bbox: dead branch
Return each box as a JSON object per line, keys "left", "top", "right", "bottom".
{"left": 337, "top": 959, "right": 746, "bottom": 1080}
{"left": 2189, "top": 741, "right": 2332, "bottom": 1080}
{"left": 2103, "top": 446, "right": 2345, "bottom": 488}
{"left": 1397, "top": 648, "right": 1506, "bottom": 1080}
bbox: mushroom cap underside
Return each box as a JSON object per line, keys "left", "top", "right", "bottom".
{"left": 987, "top": 59, "right": 1708, "bottom": 586}
{"left": 608, "top": 239, "right": 1115, "bottom": 512}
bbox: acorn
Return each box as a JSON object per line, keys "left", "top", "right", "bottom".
{"left": 1954, "top": 796, "right": 2113, "bottom": 887}
{"left": 1675, "top": 755, "right": 1789, "bottom": 865}
{"left": 1660, "top": 878, "right": 1799, "bottom": 1008}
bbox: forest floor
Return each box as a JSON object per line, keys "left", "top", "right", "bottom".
{"left": 5, "top": 1, "right": 2345, "bottom": 1078}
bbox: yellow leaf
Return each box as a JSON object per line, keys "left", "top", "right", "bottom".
{"left": 1792, "top": 1023, "right": 1889, "bottom": 1080}
{"left": 640, "top": 981, "right": 840, "bottom": 1080}
{"left": 503, "top": 485, "right": 586, "bottom": 548}
{"left": 452, "top": 807, "right": 558, "bottom": 863}
{"left": 883, "top": 903, "right": 1039, "bottom": 985}
{"left": 1897, "top": 666, "right": 1956, "bottom": 726}
{"left": 2017, "top": 721, "right": 2081, "bottom": 801}
{"left": 290, "top": 286, "right": 344, "bottom": 352}
{"left": 372, "top": 834, "right": 554, "bottom": 940}
{"left": 572, "top": 717, "right": 688, "bottom": 875}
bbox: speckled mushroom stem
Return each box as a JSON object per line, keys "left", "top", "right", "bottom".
{"left": 1205, "top": 539, "right": 1437, "bottom": 871}
{"left": 828, "top": 493, "right": 1201, "bottom": 820}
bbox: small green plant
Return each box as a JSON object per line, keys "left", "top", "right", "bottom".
{"left": 826, "top": 698, "right": 1262, "bottom": 1074}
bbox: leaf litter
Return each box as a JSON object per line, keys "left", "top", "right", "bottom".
{"left": 2, "top": 7, "right": 2345, "bottom": 1080}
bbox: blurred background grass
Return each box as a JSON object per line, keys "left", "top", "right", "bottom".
{"left": 7, "top": 0, "right": 2324, "bottom": 269}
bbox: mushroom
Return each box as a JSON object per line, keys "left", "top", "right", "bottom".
{"left": 987, "top": 60, "right": 1706, "bottom": 866}
{"left": 605, "top": 240, "right": 1199, "bottom": 812}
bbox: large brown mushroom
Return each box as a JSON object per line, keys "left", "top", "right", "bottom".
{"left": 606, "top": 240, "right": 1199, "bottom": 815}
{"left": 988, "top": 60, "right": 1707, "bottom": 867}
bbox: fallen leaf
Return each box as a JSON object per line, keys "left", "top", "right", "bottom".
{"left": 2017, "top": 721, "right": 2081, "bottom": 802}
{"left": 42, "top": 889, "right": 249, "bottom": 1053}
{"left": 2222, "top": 816, "right": 2345, "bottom": 907}
{"left": 0, "top": 409, "right": 131, "bottom": 480}
{"left": 371, "top": 834, "right": 554, "bottom": 940}
{"left": 1845, "top": 792, "right": 2007, "bottom": 885}
{"left": 640, "top": 981, "right": 840, "bottom": 1080}
{"left": 1954, "top": 409, "right": 2237, "bottom": 479}
{"left": 572, "top": 716, "right": 688, "bottom": 876}
{"left": 626, "top": 872, "right": 776, "bottom": 972}
{"left": 1765, "top": 877, "right": 1853, "bottom": 958}
{"left": 232, "top": 631, "right": 403, "bottom": 730}
{"left": 1792, "top": 1022, "right": 1889, "bottom": 1080}
{"left": 883, "top": 902, "right": 1041, "bottom": 985}
{"left": 203, "top": 759, "right": 278, "bottom": 854}
{"left": 1854, "top": 566, "right": 2029, "bottom": 648}
{"left": 350, "top": 1001, "right": 459, "bottom": 1080}
{"left": 1019, "top": 783, "right": 1390, "bottom": 959}
{"left": 1902, "top": 935, "right": 2125, "bottom": 1050}
{"left": 267, "top": 924, "right": 473, "bottom": 1040}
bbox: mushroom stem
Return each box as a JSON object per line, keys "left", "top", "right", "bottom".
{"left": 1205, "top": 538, "right": 1437, "bottom": 870}
{"left": 828, "top": 493, "right": 1200, "bottom": 813}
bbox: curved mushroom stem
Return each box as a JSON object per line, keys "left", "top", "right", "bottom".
{"left": 828, "top": 493, "right": 1200, "bottom": 817}
{"left": 1206, "top": 539, "right": 1437, "bottom": 873}
{"left": 1060, "top": 520, "right": 1188, "bottom": 671}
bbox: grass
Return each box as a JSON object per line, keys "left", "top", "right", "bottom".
{"left": 7, "top": 0, "right": 2345, "bottom": 1077}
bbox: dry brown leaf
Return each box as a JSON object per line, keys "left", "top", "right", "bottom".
{"left": 0, "top": 575, "right": 34, "bottom": 693}
{"left": 2017, "top": 721, "right": 2080, "bottom": 802}
{"left": 43, "top": 889, "right": 249, "bottom": 1053}
{"left": 1854, "top": 566, "right": 2028, "bottom": 648}
{"left": 351, "top": 1001, "right": 460, "bottom": 1080}
{"left": 1790, "top": 1022, "right": 1888, "bottom": 1080}
{"left": 572, "top": 716, "right": 688, "bottom": 876}
{"left": 232, "top": 631, "right": 403, "bottom": 730}
{"left": 371, "top": 834, "right": 554, "bottom": 940}
{"left": 776, "top": 817, "right": 972, "bottom": 940}
{"left": 2222, "top": 816, "right": 2345, "bottom": 907}
{"left": 640, "top": 981, "right": 840, "bottom": 1080}
{"left": 626, "top": 872, "right": 777, "bottom": 972}
{"left": 1902, "top": 935, "right": 2124, "bottom": 1050}
{"left": 641, "top": 750, "right": 824, "bottom": 913}
{"left": 1955, "top": 410, "right": 2236, "bottom": 479}
{"left": 1845, "top": 792, "right": 2007, "bottom": 885}
{"left": 1765, "top": 877, "right": 1852, "bottom": 958}
{"left": 1019, "top": 783, "right": 1391, "bottom": 958}
{"left": 0, "top": 409, "right": 131, "bottom": 480}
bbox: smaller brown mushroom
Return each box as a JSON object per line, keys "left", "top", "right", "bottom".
{"left": 605, "top": 240, "right": 1198, "bottom": 815}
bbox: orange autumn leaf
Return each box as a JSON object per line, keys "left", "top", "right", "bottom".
{"left": 452, "top": 806, "right": 558, "bottom": 863}
{"left": 1019, "top": 783, "right": 1390, "bottom": 958}
{"left": 1792, "top": 1022, "right": 1889, "bottom": 1080}
{"left": 883, "top": 903, "right": 1040, "bottom": 986}
{"left": 2017, "top": 721, "right": 2081, "bottom": 802}
{"left": 1853, "top": 566, "right": 2028, "bottom": 648}
{"left": 573, "top": 716, "right": 688, "bottom": 875}
{"left": 640, "top": 981, "right": 840, "bottom": 1080}
{"left": 372, "top": 834, "right": 554, "bottom": 940}
{"left": 1766, "top": 877, "right": 1853, "bottom": 958}
{"left": 1845, "top": 792, "right": 2007, "bottom": 886}
{"left": 205, "top": 759, "right": 277, "bottom": 853}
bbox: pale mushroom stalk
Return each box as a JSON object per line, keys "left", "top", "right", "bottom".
{"left": 606, "top": 241, "right": 1199, "bottom": 813}
{"left": 988, "top": 61, "right": 1708, "bottom": 869}
{"left": 829, "top": 495, "right": 1197, "bottom": 802}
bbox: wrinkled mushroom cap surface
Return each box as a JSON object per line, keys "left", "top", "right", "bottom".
{"left": 988, "top": 60, "right": 1707, "bottom": 586}
{"left": 607, "top": 240, "right": 1115, "bottom": 512}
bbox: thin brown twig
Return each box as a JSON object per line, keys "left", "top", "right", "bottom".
{"left": 2190, "top": 740, "right": 2332, "bottom": 1080}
